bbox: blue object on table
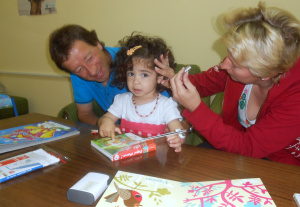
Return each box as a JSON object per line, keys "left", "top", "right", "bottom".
{"left": 10, "top": 97, "right": 19, "bottom": 116}
{"left": 0, "top": 94, "right": 18, "bottom": 116}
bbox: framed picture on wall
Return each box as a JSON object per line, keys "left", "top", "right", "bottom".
{"left": 18, "top": 0, "right": 57, "bottom": 16}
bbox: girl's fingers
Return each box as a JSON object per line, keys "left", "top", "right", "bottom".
{"left": 175, "top": 146, "right": 182, "bottom": 152}
{"left": 115, "top": 127, "right": 121, "bottom": 135}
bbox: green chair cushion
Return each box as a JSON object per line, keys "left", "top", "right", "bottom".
{"left": 0, "top": 95, "right": 29, "bottom": 119}
{"left": 57, "top": 100, "right": 105, "bottom": 121}
{"left": 210, "top": 92, "right": 224, "bottom": 115}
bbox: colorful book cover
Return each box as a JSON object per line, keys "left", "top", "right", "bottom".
{"left": 91, "top": 133, "right": 157, "bottom": 162}
{"left": 96, "top": 170, "right": 276, "bottom": 207}
{"left": 0, "top": 121, "right": 79, "bottom": 153}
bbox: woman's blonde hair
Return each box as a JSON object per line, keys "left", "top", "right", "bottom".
{"left": 222, "top": 2, "right": 300, "bottom": 83}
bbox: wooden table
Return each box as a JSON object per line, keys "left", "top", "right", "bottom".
{"left": 0, "top": 113, "right": 299, "bottom": 207}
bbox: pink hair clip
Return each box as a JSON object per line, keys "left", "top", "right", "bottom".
{"left": 127, "top": 45, "right": 142, "bottom": 56}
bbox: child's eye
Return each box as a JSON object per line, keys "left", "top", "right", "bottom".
{"left": 142, "top": 73, "right": 148, "bottom": 78}
{"left": 127, "top": 72, "right": 134, "bottom": 77}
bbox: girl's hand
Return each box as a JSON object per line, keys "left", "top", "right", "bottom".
{"left": 97, "top": 115, "right": 121, "bottom": 141}
{"left": 171, "top": 68, "right": 201, "bottom": 112}
{"left": 99, "top": 123, "right": 121, "bottom": 141}
{"left": 166, "top": 134, "right": 182, "bottom": 152}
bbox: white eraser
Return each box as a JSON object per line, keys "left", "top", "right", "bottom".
{"left": 67, "top": 172, "right": 110, "bottom": 205}
{"left": 294, "top": 193, "right": 300, "bottom": 207}
{"left": 184, "top": 66, "right": 191, "bottom": 73}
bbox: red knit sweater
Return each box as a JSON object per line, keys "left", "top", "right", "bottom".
{"left": 183, "top": 58, "right": 300, "bottom": 166}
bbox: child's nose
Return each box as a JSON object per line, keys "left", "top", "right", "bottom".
{"left": 133, "top": 76, "right": 140, "bottom": 84}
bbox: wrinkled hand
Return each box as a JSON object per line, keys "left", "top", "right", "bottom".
{"left": 170, "top": 68, "right": 201, "bottom": 112}
{"left": 154, "top": 53, "right": 175, "bottom": 87}
{"left": 166, "top": 134, "right": 182, "bottom": 152}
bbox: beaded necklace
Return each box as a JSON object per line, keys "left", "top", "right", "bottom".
{"left": 132, "top": 94, "right": 159, "bottom": 118}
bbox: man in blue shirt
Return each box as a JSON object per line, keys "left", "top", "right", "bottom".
{"left": 49, "top": 25, "right": 128, "bottom": 125}
{"left": 49, "top": 25, "right": 169, "bottom": 126}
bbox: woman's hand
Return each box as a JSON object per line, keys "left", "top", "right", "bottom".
{"left": 154, "top": 53, "right": 175, "bottom": 87}
{"left": 171, "top": 68, "right": 201, "bottom": 112}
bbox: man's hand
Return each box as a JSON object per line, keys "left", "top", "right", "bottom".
{"left": 154, "top": 53, "right": 175, "bottom": 87}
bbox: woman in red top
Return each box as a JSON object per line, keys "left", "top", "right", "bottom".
{"left": 156, "top": 2, "right": 300, "bottom": 166}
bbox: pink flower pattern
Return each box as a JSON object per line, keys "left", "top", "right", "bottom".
{"left": 183, "top": 180, "right": 274, "bottom": 206}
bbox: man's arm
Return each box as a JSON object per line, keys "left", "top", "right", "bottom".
{"left": 76, "top": 102, "right": 99, "bottom": 125}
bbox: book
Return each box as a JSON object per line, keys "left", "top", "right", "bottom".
{"left": 91, "top": 133, "right": 159, "bottom": 162}
{"left": 112, "top": 152, "right": 154, "bottom": 168}
{"left": 0, "top": 148, "right": 60, "bottom": 183}
{"left": 0, "top": 121, "right": 79, "bottom": 154}
{"left": 96, "top": 170, "right": 276, "bottom": 207}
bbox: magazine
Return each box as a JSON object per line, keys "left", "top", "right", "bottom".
{"left": 0, "top": 148, "right": 60, "bottom": 183}
{"left": 0, "top": 121, "right": 79, "bottom": 154}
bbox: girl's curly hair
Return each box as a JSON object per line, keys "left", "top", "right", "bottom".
{"left": 112, "top": 33, "right": 176, "bottom": 93}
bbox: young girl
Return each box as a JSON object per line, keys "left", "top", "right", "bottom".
{"left": 97, "top": 34, "right": 184, "bottom": 152}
